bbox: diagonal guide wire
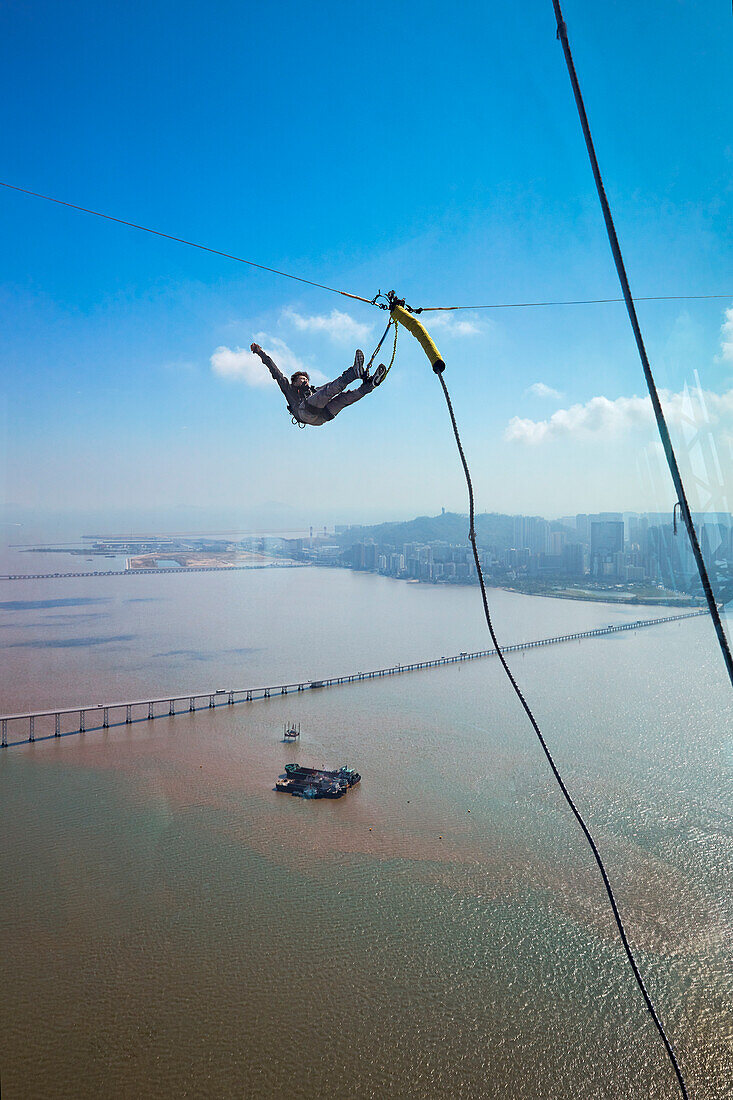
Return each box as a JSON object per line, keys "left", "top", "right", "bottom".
{"left": 0, "top": 181, "right": 372, "bottom": 305}
{"left": 550, "top": 1, "right": 732, "bottom": 696}
{"left": 435, "top": 365, "right": 690, "bottom": 1099}
{"left": 1, "top": 180, "right": 730, "bottom": 313}
{"left": 416, "top": 293, "right": 733, "bottom": 310}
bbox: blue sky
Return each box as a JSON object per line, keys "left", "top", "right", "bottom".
{"left": 1, "top": 0, "right": 731, "bottom": 529}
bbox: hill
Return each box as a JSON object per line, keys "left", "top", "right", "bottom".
{"left": 335, "top": 512, "right": 516, "bottom": 550}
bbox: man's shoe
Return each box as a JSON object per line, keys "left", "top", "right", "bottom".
{"left": 352, "top": 349, "right": 365, "bottom": 378}
{"left": 371, "top": 364, "right": 387, "bottom": 387}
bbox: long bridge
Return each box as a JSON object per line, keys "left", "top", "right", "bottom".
{"left": 0, "top": 562, "right": 308, "bottom": 581}
{"left": 1, "top": 610, "right": 706, "bottom": 748}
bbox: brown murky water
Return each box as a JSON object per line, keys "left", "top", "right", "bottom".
{"left": 1, "top": 563, "right": 731, "bottom": 1098}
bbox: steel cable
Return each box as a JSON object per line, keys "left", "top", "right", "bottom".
{"left": 0, "top": 181, "right": 372, "bottom": 305}
{"left": 435, "top": 364, "right": 689, "bottom": 1098}
{"left": 550, "top": 1, "right": 732, "bottom": 692}
{"left": 1, "top": 180, "right": 730, "bottom": 314}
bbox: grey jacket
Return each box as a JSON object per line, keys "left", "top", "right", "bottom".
{"left": 263, "top": 356, "right": 308, "bottom": 411}
{"left": 262, "top": 355, "right": 332, "bottom": 425}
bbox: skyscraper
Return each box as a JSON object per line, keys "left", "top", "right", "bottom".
{"left": 590, "top": 521, "right": 624, "bottom": 577}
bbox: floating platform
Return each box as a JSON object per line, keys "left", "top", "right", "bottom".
{"left": 275, "top": 763, "right": 361, "bottom": 799}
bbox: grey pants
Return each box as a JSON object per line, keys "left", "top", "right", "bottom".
{"left": 295, "top": 364, "right": 373, "bottom": 425}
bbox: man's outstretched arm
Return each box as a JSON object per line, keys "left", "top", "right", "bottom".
{"left": 251, "top": 343, "right": 296, "bottom": 404}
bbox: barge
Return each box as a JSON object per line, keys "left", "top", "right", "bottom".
{"left": 275, "top": 763, "right": 361, "bottom": 799}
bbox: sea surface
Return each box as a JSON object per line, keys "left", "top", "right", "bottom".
{"left": 1, "top": 550, "right": 731, "bottom": 1099}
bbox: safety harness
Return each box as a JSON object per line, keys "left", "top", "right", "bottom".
{"left": 288, "top": 391, "right": 336, "bottom": 428}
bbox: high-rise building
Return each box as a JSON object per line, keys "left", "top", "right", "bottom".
{"left": 363, "top": 541, "right": 378, "bottom": 571}
{"left": 504, "top": 547, "right": 531, "bottom": 570}
{"left": 627, "top": 516, "right": 649, "bottom": 552}
{"left": 513, "top": 515, "right": 549, "bottom": 555}
{"left": 575, "top": 514, "right": 590, "bottom": 542}
{"left": 590, "top": 521, "right": 624, "bottom": 576}
{"left": 591, "top": 521, "right": 624, "bottom": 556}
{"left": 562, "top": 543, "right": 585, "bottom": 575}
{"left": 386, "top": 553, "right": 401, "bottom": 574}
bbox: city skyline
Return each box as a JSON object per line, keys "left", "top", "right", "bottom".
{"left": 305, "top": 508, "right": 732, "bottom": 596}
{"left": 22, "top": 504, "right": 725, "bottom": 602}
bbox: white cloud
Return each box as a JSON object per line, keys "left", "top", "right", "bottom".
{"left": 419, "top": 312, "right": 483, "bottom": 337}
{"left": 283, "top": 308, "right": 373, "bottom": 344}
{"left": 525, "top": 382, "right": 563, "bottom": 400}
{"left": 211, "top": 345, "right": 270, "bottom": 387}
{"left": 505, "top": 387, "right": 733, "bottom": 445}
{"left": 210, "top": 336, "right": 326, "bottom": 388}
{"left": 719, "top": 306, "right": 733, "bottom": 363}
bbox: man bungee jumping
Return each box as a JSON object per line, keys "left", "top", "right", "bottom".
{"left": 250, "top": 343, "right": 386, "bottom": 426}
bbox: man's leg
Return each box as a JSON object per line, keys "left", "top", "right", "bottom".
{"left": 307, "top": 351, "right": 365, "bottom": 410}
{"left": 324, "top": 379, "right": 376, "bottom": 418}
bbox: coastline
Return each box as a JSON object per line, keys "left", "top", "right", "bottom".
{"left": 350, "top": 566, "right": 705, "bottom": 609}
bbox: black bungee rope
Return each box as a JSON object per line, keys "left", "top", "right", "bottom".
{"left": 433, "top": 353, "right": 690, "bottom": 1099}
